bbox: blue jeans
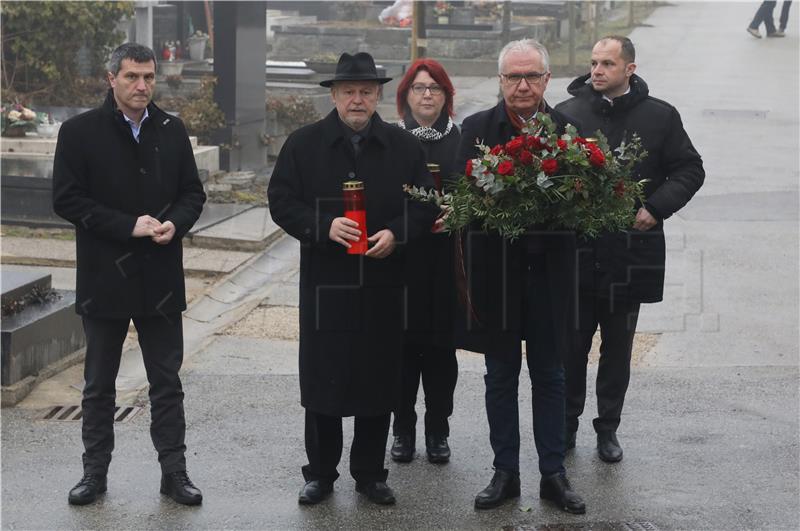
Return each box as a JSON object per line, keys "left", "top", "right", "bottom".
{"left": 750, "top": 1, "right": 778, "bottom": 33}
{"left": 483, "top": 253, "right": 566, "bottom": 477}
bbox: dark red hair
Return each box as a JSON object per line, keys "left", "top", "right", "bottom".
{"left": 396, "top": 58, "right": 455, "bottom": 119}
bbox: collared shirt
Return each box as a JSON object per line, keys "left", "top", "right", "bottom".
{"left": 339, "top": 116, "right": 372, "bottom": 143}
{"left": 603, "top": 86, "right": 631, "bottom": 106}
{"left": 516, "top": 100, "right": 548, "bottom": 123}
{"left": 338, "top": 115, "right": 373, "bottom": 157}
{"left": 122, "top": 107, "right": 150, "bottom": 143}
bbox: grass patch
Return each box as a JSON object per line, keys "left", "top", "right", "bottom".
{"left": 1, "top": 224, "right": 75, "bottom": 241}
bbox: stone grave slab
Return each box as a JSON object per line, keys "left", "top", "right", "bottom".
{"left": 191, "top": 207, "right": 282, "bottom": 251}
{"left": 1, "top": 270, "right": 51, "bottom": 307}
{"left": 188, "top": 203, "right": 256, "bottom": 235}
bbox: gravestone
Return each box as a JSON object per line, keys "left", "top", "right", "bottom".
{"left": 213, "top": 1, "right": 268, "bottom": 172}
{"left": 1, "top": 270, "right": 85, "bottom": 404}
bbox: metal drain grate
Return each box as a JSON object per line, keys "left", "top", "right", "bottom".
{"left": 36, "top": 405, "right": 143, "bottom": 423}
{"left": 504, "top": 522, "right": 660, "bottom": 531}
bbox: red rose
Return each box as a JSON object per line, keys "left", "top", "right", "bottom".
{"left": 541, "top": 158, "right": 558, "bottom": 175}
{"left": 505, "top": 136, "right": 525, "bottom": 155}
{"left": 614, "top": 179, "right": 625, "bottom": 197}
{"left": 557, "top": 139, "right": 567, "bottom": 150}
{"left": 574, "top": 178, "right": 583, "bottom": 193}
{"left": 497, "top": 160, "right": 514, "bottom": 176}
{"left": 466, "top": 159, "right": 473, "bottom": 176}
{"left": 490, "top": 144, "right": 504, "bottom": 156}
{"left": 527, "top": 136, "right": 545, "bottom": 151}
{"left": 573, "top": 137, "right": 586, "bottom": 145}
{"left": 518, "top": 149, "right": 533, "bottom": 165}
{"left": 589, "top": 149, "right": 605, "bottom": 167}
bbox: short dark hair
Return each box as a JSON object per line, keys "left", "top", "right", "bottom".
{"left": 601, "top": 35, "right": 636, "bottom": 63}
{"left": 107, "top": 43, "right": 157, "bottom": 75}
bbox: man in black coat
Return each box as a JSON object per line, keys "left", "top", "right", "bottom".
{"left": 555, "top": 36, "right": 704, "bottom": 463}
{"left": 267, "top": 52, "right": 437, "bottom": 506}
{"left": 455, "top": 39, "right": 585, "bottom": 514}
{"left": 52, "top": 43, "right": 206, "bottom": 506}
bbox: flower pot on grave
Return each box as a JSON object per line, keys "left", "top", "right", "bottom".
{"left": 159, "top": 61, "right": 184, "bottom": 76}
{"left": 188, "top": 37, "right": 209, "bottom": 61}
{"left": 2, "top": 126, "right": 28, "bottom": 138}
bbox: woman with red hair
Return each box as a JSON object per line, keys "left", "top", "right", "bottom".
{"left": 391, "top": 58, "right": 461, "bottom": 466}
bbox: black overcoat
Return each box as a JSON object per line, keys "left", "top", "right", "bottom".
{"left": 267, "top": 110, "right": 437, "bottom": 417}
{"left": 555, "top": 74, "right": 705, "bottom": 303}
{"left": 453, "top": 100, "right": 579, "bottom": 361}
{"left": 399, "top": 112, "right": 461, "bottom": 348}
{"left": 52, "top": 90, "right": 206, "bottom": 318}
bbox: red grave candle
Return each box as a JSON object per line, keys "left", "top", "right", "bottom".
{"left": 342, "top": 180, "right": 368, "bottom": 255}
{"left": 427, "top": 162, "right": 442, "bottom": 192}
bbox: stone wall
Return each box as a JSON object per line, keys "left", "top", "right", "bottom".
{"left": 270, "top": 23, "right": 554, "bottom": 61}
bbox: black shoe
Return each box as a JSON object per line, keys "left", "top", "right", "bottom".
{"left": 566, "top": 430, "right": 576, "bottom": 451}
{"left": 160, "top": 470, "right": 203, "bottom": 505}
{"left": 390, "top": 434, "right": 415, "bottom": 463}
{"left": 540, "top": 473, "right": 586, "bottom": 514}
{"left": 474, "top": 469, "right": 520, "bottom": 509}
{"left": 298, "top": 479, "right": 334, "bottom": 505}
{"left": 425, "top": 435, "right": 451, "bottom": 464}
{"left": 68, "top": 473, "right": 107, "bottom": 505}
{"left": 597, "top": 431, "right": 623, "bottom": 462}
{"left": 355, "top": 481, "right": 396, "bottom": 505}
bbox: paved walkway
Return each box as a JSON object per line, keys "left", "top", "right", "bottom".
{"left": 2, "top": 2, "right": 798, "bottom": 529}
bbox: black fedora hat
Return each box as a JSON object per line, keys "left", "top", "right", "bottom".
{"left": 319, "top": 52, "right": 392, "bottom": 87}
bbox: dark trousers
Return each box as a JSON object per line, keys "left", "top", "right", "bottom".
{"left": 750, "top": 1, "right": 779, "bottom": 33}
{"left": 483, "top": 254, "right": 566, "bottom": 477}
{"left": 303, "top": 409, "right": 390, "bottom": 484}
{"left": 780, "top": 1, "right": 792, "bottom": 29}
{"left": 392, "top": 343, "right": 458, "bottom": 438}
{"left": 81, "top": 314, "right": 186, "bottom": 475}
{"left": 565, "top": 293, "right": 640, "bottom": 434}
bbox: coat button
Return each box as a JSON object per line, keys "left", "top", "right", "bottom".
{"left": 348, "top": 172, "right": 355, "bottom": 179}
{"left": 595, "top": 261, "right": 601, "bottom": 269}
{"left": 139, "top": 167, "right": 147, "bottom": 174}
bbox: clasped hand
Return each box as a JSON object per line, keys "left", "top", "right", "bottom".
{"left": 328, "top": 217, "right": 396, "bottom": 258}
{"left": 132, "top": 215, "right": 176, "bottom": 245}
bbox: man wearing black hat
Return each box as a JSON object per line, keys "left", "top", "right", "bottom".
{"left": 268, "top": 52, "right": 437, "bottom": 506}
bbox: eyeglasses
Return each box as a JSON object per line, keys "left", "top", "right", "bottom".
{"left": 501, "top": 72, "right": 548, "bottom": 86}
{"left": 410, "top": 84, "right": 444, "bottom": 95}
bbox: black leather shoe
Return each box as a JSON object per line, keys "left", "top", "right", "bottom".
{"left": 474, "top": 469, "right": 520, "bottom": 509}
{"left": 160, "top": 470, "right": 203, "bottom": 505}
{"left": 425, "top": 435, "right": 451, "bottom": 464}
{"left": 298, "top": 479, "right": 333, "bottom": 505}
{"left": 68, "top": 473, "right": 107, "bottom": 505}
{"left": 390, "top": 434, "right": 415, "bottom": 463}
{"left": 597, "top": 431, "right": 623, "bottom": 462}
{"left": 540, "top": 473, "right": 586, "bottom": 514}
{"left": 356, "top": 481, "right": 396, "bottom": 505}
{"left": 566, "top": 430, "right": 576, "bottom": 451}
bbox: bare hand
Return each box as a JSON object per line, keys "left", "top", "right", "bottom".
{"left": 431, "top": 205, "right": 451, "bottom": 234}
{"left": 632, "top": 207, "right": 657, "bottom": 231}
{"left": 132, "top": 215, "right": 161, "bottom": 238}
{"left": 365, "top": 229, "right": 396, "bottom": 258}
{"left": 329, "top": 217, "right": 361, "bottom": 248}
{"left": 152, "top": 220, "right": 176, "bottom": 245}
{"left": 431, "top": 218, "right": 447, "bottom": 233}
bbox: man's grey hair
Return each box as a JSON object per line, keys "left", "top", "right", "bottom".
{"left": 498, "top": 39, "right": 550, "bottom": 74}
{"left": 107, "top": 43, "right": 157, "bottom": 75}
